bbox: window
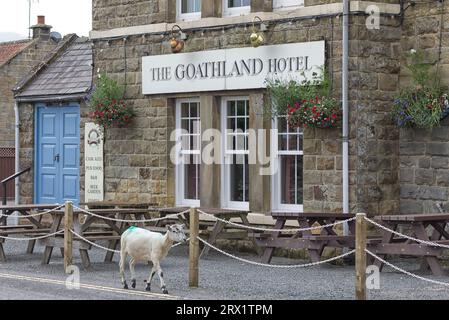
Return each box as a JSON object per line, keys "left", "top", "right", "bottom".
{"left": 273, "top": 0, "right": 304, "bottom": 10}
{"left": 221, "top": 97, "right": 249, "bottom": 210}
{"left": 223, "top": 0, "right": 250, "bottom": 17}
{"left": 175, "top": 99, "right": 201, "bottom": 206}
{"left": 272, "top": 116, "right": 303, "bottom": 212}
{"left": 177, "top": 0, "right": 201, "bottom": 21}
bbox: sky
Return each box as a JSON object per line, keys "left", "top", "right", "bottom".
{"left": 0, "top": 0, "right": 92, "bottom": 42}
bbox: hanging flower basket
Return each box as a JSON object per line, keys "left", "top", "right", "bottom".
{"left": 265, "top": 69, "right": 342, "bottom": 129}
{"left": 287, "top": 96, "right": 341, "bottom": 129}
{"left": 89, "top": 73, "right": 135, "bottom": 128}
{"left": 391, "top": 49, "right": 449, "bottom": 129}
{"left": 392, "top": 90, "right": 449, "bottom": 128}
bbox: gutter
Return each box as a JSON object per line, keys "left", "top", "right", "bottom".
{"left": 14, "top": 93, "right": 89, "bottom": 103}
{"left": 342, "top": 0, "right": 350, "bottom": 234}
{"left": 12, "top": 101, "right": 20, "bottom": 225}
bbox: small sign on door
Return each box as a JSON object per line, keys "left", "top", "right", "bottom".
{"left": 84, "top": 122, "right": 104, "bottom": 202}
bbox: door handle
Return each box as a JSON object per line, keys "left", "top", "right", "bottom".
{"left": 54, "top": 154, "right": 60, "bottom": 162}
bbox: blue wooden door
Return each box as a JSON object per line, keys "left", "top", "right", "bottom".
{"left": 36, "top": 104, "right": 80, "bottom": 204}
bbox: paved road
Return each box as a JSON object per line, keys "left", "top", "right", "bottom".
{"left": 2, "top": 241, "right": 449, "bottom": 299}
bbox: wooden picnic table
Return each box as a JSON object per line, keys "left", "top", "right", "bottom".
{"left": 0, "top": 204, "right": 61, "bottom": 262}
{"left": 369, "top": 213, "right": 449, "bottom": 276}
{"left": 257, "top": 212, "right": 356, "bottom": 264}
{"left": 39, "top": 207, "right": 156, "bottom": 268}
{"left": 80, "top": 201, "right": 158, "bottom": 209}
{"left": 158, "top": 207, "right": 260, "bottom": 257}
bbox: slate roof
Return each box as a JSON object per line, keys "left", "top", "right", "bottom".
{"left": 14, "top": 35, "right": 93, "bottom": 101}
{"left": 0, "top": 39, "right": 32, "bottom": 66}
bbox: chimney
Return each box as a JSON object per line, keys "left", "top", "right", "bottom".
{"left": 30, "top": 16, "right": 52, "bottom": 40}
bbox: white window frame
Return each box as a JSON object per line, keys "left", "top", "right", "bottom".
{"left": 177, "top": 0, "right": 201, "bottom": 22}
{"left": 175, "top": 98, "right": 201, "bottom": 207}
{"left": 222, "top": 0, "right": 251, "bottom": 17}
{"left": 271, "top": 116, "right": 304, "bottom": 212}
{"left": 273, "top": 0, "right": 304, "bottom": 10}
{"left": 221, "top": 96, "right": 250, "bottom": 211}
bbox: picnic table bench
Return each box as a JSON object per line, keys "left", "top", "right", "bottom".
{"left": 0, "top": 204, "right": 61, "bottom": 262}
{"left": 39, "top": 207, "right": 157, "bottom": 268}
{"left": 257, "top": 212, "right": 356, "bottom": 263}
{"left": 369, "top": 213, "right": 449, "bottom": 276}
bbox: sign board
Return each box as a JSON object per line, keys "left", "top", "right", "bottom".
{"left": 142, "top": 41, "right": 325, "bottom": 95}
{"left": 84, "top": 122, "right": 104, "bottom": 202}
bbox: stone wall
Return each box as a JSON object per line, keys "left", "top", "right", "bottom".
{"left": 350, "top": 16, "right": 402, "bottom": 216}
{"left": 92, "top": 0, "right": 402, "bottom": 32}
{"left": 92, "top": 0, "right": 170, "bottom": 31}
{"left": 399, "top": 2, "right": 449, "bottom": 214}
{"left": 0, "top": 40, "right": 56, "bottom": 148}
{"left": 92, "top": 16, "right": 348, "bottom": 209}
{"left": 91, "top": 8, "right": 406, "bottom": 215}
{"left": 17, "top": 102, "right": 33, "bottom": 204}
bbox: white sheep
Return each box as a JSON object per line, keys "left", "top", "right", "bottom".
{"left": 119, "top": 224, "right": 187, "bottom": 294}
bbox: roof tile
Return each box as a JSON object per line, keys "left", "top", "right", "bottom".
{"left": 0, "top": 40, "right": 32, "bottom": 65}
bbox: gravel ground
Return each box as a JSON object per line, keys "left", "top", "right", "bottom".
{"left": 1, "top": 240, "right": 449, "bottom": 300}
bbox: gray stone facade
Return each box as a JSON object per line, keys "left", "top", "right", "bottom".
{"left": 88, "top": 0, "right": 412, "bottom": 215}
{"left": 15, "top": 1, "right": 449, "bottom": 216}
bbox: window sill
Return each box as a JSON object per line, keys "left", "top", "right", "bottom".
{"left": 273, "top": 5, "right": 304, "bottom": 11}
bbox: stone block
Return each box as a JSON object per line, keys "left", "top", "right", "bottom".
{"left": 427, "top": 142, "right": 449, "bottom": 156}
{"left": 316, "top": 157, "right": 335, "bottom": 170}
{"left": 415, "top": 168, "right": 435, "bottom": 185}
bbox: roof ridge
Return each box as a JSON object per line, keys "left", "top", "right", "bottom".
{"left": 13, "top": 34, "right": 79, "bottom": 94}
{"left": 0, "top": 39, "right": 32, "bottom": 46}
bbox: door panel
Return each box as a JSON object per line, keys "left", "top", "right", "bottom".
{"left": 37, "top": 108, "right": 60, "bottom": 204}
{"left": 60, "top": 108, "right": 80, "bottom": 204}
{"left": 36, "top": 105, "right": 80, "bottom": 204}
{"left": 62, "top": 175, "right": 78, "bottom": 199}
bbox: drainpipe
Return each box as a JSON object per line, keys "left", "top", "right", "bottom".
{"left": 13, "top": 101, "right": 20, "bottom": 225}
{"left": 342, "top": 0, "right": 350, "bottom": 236}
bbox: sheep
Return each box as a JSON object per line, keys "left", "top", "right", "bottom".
{"left": 119, "top": 224, "right": 187, "bottom": 294}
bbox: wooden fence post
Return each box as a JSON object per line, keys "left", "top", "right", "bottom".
{"left": 64, "top": 201, "right": 73, "bottom": 274}
{"left": 189, "top": 207, "right": 199, "bottom": 287}
{"left": 355, "top": 212, "right": 367, "bottom": 300}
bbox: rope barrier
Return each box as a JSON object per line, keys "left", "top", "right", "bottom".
{"left": 0, "top": 204, "right": 66, "bottom": 219}
{"left": 366, "top": 249, "right": 449, "bottom": 288}
{"left": 0, "top": 229, "right": 64, "bottom": 241}
{"left": 364, "top": 217, "right": 449, "bottom": 250}
{"left": 72, "top": 205, "right": 189, "bottom": 223}
{"left": 69, "top": 229, "right": 188, "bottom": 253}
{"left": 197, "top": 209, "right": 357, "bottom": 233}
{"left": 197, "top": 236, "right": 355, "bottom": 268}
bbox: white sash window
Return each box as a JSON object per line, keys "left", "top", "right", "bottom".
{"left": 177, "top": 0, "right": 201, "bottom": 21}
{"left": 223, "top": 0, "right": 250, "bottom": 17}
{"left": 175, "top": 99, "right": 201, "bottom": 206}
{"left": 221, "top": 97, "right": 249, "bottom": 210}
{"left": 272, "top": 116, "right": 303, "bottom": 212}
